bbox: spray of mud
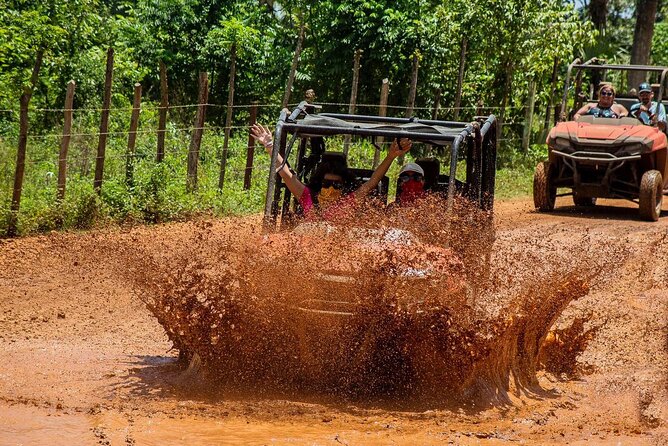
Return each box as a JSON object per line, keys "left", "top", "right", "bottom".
{"left": 119, "top": 197, "right": 624, "bottom": 406}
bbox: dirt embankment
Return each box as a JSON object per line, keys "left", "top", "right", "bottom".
{"left": 0, "top": 197, "right": 666, "bottom": 445}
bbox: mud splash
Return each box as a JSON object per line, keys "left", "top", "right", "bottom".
{"left": 121, "top": 197, "right": 618, "bottom": 406}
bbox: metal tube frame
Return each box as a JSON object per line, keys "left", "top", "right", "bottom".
{"left": 263, "top": 111, "right": 498, "bottom": 228}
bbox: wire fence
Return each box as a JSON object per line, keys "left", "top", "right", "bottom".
{"left": 1, "top": 85, "right": 551, "bottom": 236}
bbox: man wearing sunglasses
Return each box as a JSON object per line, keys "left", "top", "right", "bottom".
{"left": 573, "top": 84, "right": 629, "bottom": 121}
{"left": 629, "top": 82, "right": 666, "bottom": 132}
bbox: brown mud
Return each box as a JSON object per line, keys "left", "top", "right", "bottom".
{"left": 0, "top": 196, "right": 667, "bottom": 445}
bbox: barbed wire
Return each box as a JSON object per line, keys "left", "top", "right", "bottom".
{"left": 0, "top": 101, "right": 533, "bottom": 115}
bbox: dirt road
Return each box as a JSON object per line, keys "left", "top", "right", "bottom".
{"left": 0, "top": 197, "right": 666, "bottom": 445}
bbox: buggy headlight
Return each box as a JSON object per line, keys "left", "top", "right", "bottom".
{"left": 618, "top": 143, "right": 643, "bottom": 156}
{"left": 553, "top": 137, "right": 572, "bottom": 150}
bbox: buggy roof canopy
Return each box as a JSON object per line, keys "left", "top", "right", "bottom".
{"left": 281, "top": 113, "right": 473, "bottom": 146}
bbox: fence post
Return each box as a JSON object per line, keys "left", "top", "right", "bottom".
{"left": 453, "top": 38, "right": 467, "bottom": 120}
{"left": 57, "top": 80, "right": 76, "bottom": 201}
{"left": 282, "top": 18, "right": 305, "bottom": 109}
{"left": 126, "top": 83, "right": 142, "bottom": 186}
{"left": 244, "top": 101, "right": 258, "bottom": 190}
{"left": 343, "top": 49, "right": 363, "bottom": 156}
{"left": 373, "top": 78, "right": 390, "bottom": 168}
{"left": 187, "top": 72, "right": 208, "bottom": 192}
{"left": 157, "top": 61, "right": 169, "bottom": 162}
{"left": 543, "top": 57, "right": 559, "bottom": 133}
{"left": 476, "top": 99, "right": 484, "bottom": 117}
{"left": 405, "top": 51, "right": 419, "bottom": 118}
{"left": 432, "top": 87, "right": 441, "bottom": 120}
{"left": 7, "top": 49, "right": 43, "bottom": 237}
{"left": 522, "top": 81, "right": 537, "bottom": 153}
{"left": 219, "top": 44, "right": 237, "bottom": 190}
{"left": 93, "top": 47, "right": 114, "bottom": 194}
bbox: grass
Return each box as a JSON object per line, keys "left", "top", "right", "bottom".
{"left": 0, "top": 113, "right": 544, "bottom": 236}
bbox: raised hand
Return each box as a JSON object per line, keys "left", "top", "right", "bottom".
{"left": 389, "top": 138, "right": 412, "bottom": 158}
{"left": 250, "top": 124, "right": 274, "bottom": 153}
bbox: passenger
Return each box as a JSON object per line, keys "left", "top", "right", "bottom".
{"left": 393, "top": 163, "right": 427, "bottom": 206}
{"left": 250, "top": 123, "right": 411, "bottom": 219}
{"left": 573, "top": 84, "right": 629, "bottom": 120}
{"left": 629, "top": 82, "right": 667, "bottom": 132}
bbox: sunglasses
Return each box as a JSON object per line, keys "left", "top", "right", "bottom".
{"left": 399, "top": 172, "right": 424, "bottom": 183}
{"left": 600, "top": 91, "right": 614, "bottom": 97}
{"left": 321, "top": 179, "right": 344, "bottom": 189}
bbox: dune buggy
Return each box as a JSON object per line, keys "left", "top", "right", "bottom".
{"left": 258, "top": 102, "right": 498, "bottom": 385}
{"left": 534, "top": 59, "right": 668, "bottom": 221}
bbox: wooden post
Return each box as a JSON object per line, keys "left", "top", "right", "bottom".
{"left": 187, "top": 72, "right": 208, "bottom": 192}
{"left": 126, "top": 83, "right": 142, "bottom": 186}
{"left": 244, "top": 101, "right": 258, "bottom": 190}
{"left": 543, "top": 57, "right": 559, "bottom": 131}
{"left": 157, "top": 61, "right": 169, "bottom": 162}
{"left": 57, "top": 80, "right": 75, "bottom": 200}
{"left": 432, "top": 87, "right": 442, "bottom": 120}
{"left": 405, "top": 51, "right": 419, "bottom": 118}
{"left": 282, "top": 19, "right": 305, "bottom": 109}
{"left": 453, "top": 38, "right": 467, "bottom": 120}
{"left": 344, "top": 49, "right": 363, "bottom": 156}
{"left": 522, "top": 80, "right": 536, "bottom": 153}
{"left": 373, "top": 78, "right": 390, "bottom": 168}
{"left": 7, "top": 49, "right": 43, "bottom": 237}
{"left": 219, "top": 44, "right": 237, "bottom": 190}
{"left": 93, "top": 47, "right": 114, "bottom": 194}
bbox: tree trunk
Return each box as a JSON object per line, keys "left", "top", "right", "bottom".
{"left": 219, "top": 44, "right": 236, "bottom": 190}
{"left": 589, "top": 0, "right": 607, "bottom": 34}
{"left": 629, "top": 0, "right": 658, "bottom": 89}
{"left": 282, "top": 18, "right": 305, "bottom": 109}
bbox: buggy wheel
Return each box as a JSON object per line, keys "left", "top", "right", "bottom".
{"left": 533, "top": 161, "right": 556, "bottom": 211}
{"left": 573, "top": 193, "right": 596, "bottom": 207}
{"left": 639, "top": 170, "right": 663, "bottom": 221}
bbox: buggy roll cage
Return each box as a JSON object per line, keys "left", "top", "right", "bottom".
{"left": 559, "top": 57, "right": 668, "bottom": 121}
{"left": 263, "top": 101, "right": 498, "bottom": 230}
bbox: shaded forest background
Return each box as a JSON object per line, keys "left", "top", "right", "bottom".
{"left": 3, "top": 0, "right": 667, "bottom": 128}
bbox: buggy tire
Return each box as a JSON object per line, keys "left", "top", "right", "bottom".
{"left": 573, "top": 193, "right": 596, "bottom": 207}
{"left": 639, "top": 170, "right": 663, "bottom": 221}
{"left": 533, "top": 161, "right": 556, "bottom": 211}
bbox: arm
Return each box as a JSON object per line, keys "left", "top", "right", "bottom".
{"left": 573, "top": 103, "right": 593, "bottom": 121}
{"left": 250, "top": 124, "right": 306, "bottom": 200}
{"left": 614, "top": 104, "right": 629, "bottom": 118}
{"left": 354, "top": 138, "right": 412, "bottom": 198}
{"left": 655, "top": 103, "right": 666, "bottom": 132}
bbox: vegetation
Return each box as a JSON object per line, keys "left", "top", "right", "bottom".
{"left": 1, "top": 0, "right": 666, "bottom": 235}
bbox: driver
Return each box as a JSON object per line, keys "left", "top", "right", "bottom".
{"left": 573, "top": 84, "right": 629, "bottom": 120}
{"left": 629, "top": 82, "right": 666, "bottom": 132}
{"left": 250, "top": 123, "right": 411, "bottom": 220}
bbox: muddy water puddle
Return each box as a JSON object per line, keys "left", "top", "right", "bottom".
{"left": 0, "top": 402, "right": 660, "bottom": 445}
{"left": 1, "top": 199, "right": 667, "bottom": 444}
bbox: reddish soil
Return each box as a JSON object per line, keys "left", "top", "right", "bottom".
{"left": 0, "top": 196, "right": 666, "bottom": 445}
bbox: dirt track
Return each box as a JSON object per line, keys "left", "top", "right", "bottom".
{"left": 0, "top": 197, "right": 667, "bottom": 445}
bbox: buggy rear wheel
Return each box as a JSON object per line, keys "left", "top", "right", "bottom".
{"left": 573, "top": 193, "right": 596, "bottom": 207}
{"left": 533, "top": 161, "right": 556, "bottom": 211}
{"left": 639, "top": 170, "right": 663, "bottom": 221}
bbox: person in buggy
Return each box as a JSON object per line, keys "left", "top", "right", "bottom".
{"left": 630, "top": 82, "right": 667, "bottom": 132}
{"left": 393, "top": 162, "right": 427, "bottom": 206}
{"left": 573, "top": 84, "right": 629, "bottom": 120}
{"left": 250, "top": 123, "right": 412, "bottom": 219}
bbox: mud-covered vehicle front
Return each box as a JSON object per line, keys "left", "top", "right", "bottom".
{"left": 256, "top": 102, "right": 498, "bottom": 377}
